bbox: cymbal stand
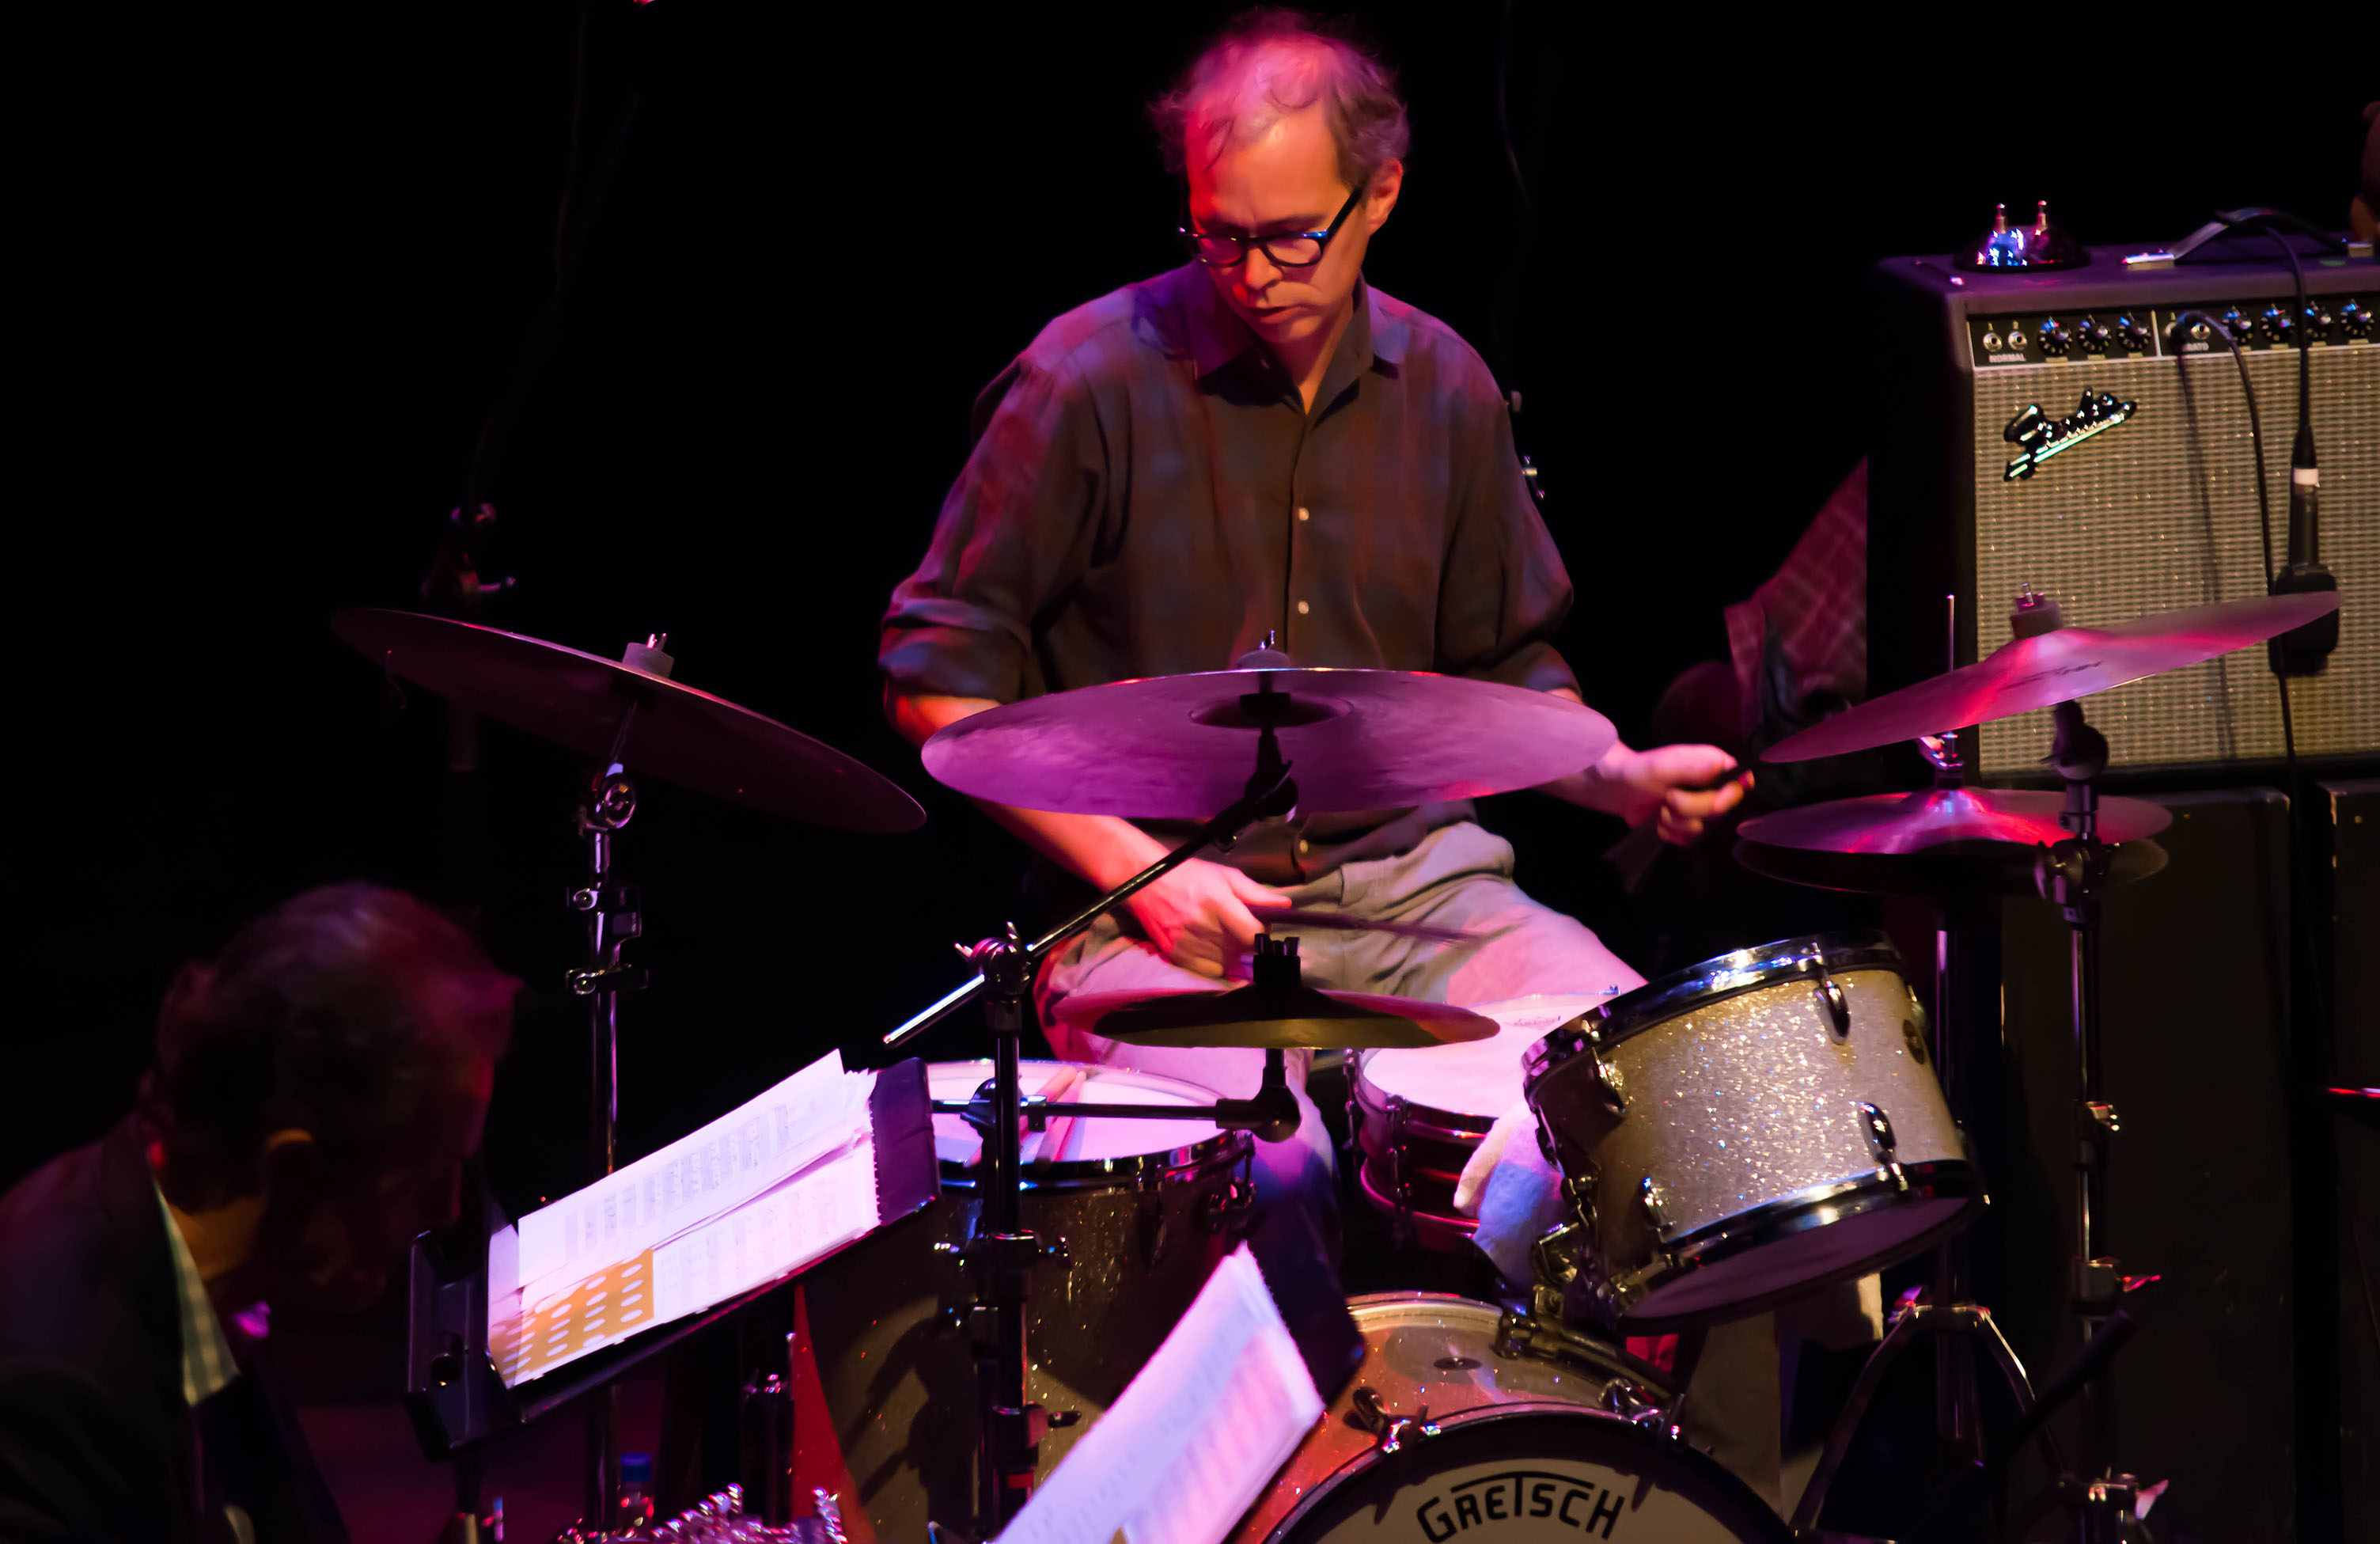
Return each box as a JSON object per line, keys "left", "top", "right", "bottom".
{"left": 885, "top": 679, "right": 1306, "bottom": 1533}
{"left": 2029, "top": 697, "right": 2155, "bottom": 1542}
{"left": 1790, "top": 727, "right": 2055, "bottom": 1533}
{"left": 563, "top": 654, "right": 661, "bottom": 1537}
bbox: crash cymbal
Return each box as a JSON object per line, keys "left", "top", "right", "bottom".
{"left": 1052, "top": 984, "right": 1499, "bottom": 1049}
{"left": 1763, "top": 592, "right": 2343, "bottom": 764}
{"left": 1738, "top": 787, "right": 2173, "bottom": 855}
{"left": 333, "top": 609, "right": 924, "bottom": 832}
{"left": 921, "top": 666, "right": 1615, "bottom": 818}
{"left": 1734, "top": 834, "right": 2169, "bottom": 898}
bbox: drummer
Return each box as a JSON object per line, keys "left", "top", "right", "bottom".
{"left": 880, "top": 9, "right": 1745, "bottom": 1225}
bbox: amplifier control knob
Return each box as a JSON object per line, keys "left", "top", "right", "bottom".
{"left": 2219, "top": 309, "right": 2253, "bottom": 343}
{"left": 2343, "top": 301, "right": 2371, "bottom": 339}
{"left": 2302, "top": 305, "right": 2333, "bottom": 340}
{"left": 2037, "top": 318, "right": 2069, "bottom": 357}
{"left": 2076, "top": 318, "right": 2109, "bottom": 354}
{"left": 2261, "top": 306, "right": 2294, "bottom": 343}
{"left": 2115, "top": 315, "right": 2151, "bottom": 351}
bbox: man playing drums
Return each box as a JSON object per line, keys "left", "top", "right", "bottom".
{"left": 880, "top": 9, "right": 1745, "bottom": 1234}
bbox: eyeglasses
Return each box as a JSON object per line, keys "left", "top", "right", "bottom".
{"left": 1179, "top": 184, "right": 1365, "bottom": 269}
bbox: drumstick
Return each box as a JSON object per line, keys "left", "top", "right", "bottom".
{"left": 1250, "top": 907, "right": 1509, "bottom": 946}
{"left": 1030, "top": 1065, "right": 1090, "bottom": 1170}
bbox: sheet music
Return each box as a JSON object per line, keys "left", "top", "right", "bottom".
{"left": 513, "top": 1049, "right": 869, "bottom": 1303}
{"left": 995, "top": 1246, "right": 1323, "bottom": 1544}
{"left": 486, "top": 1049, "right": 882, "bottom": 1387}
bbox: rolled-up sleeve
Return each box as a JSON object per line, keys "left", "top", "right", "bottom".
{"left": 880, "top": 358, "right": 1106, "bottom": 704}
{"left": 1434, "top": 379, "right": 1578, "bottom": 696}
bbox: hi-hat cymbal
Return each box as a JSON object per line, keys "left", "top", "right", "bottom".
{"left": 333, "top": 609, "right": 924, "bottom": 832}
{"left": 1763, "top": 592, "right": 2342, "bottom": 764}
{"left": 921, "top": 667, "right": 1616, "bottom": 818}
{"left": 1738, "top": 787, "right": 2173, "bottom": 855}
{"left": 1052, "top": 985, "right": 1499, "bottom": 1049}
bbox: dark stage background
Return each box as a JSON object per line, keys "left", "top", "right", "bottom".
{"left": 12, "top": 0, "right": 2370, "bottom": 1428}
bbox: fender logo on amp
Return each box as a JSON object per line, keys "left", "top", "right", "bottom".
{"left": 2003, "top": 391, "right": 2137, "bottom": 481}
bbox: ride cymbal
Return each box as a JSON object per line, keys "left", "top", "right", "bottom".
{"left": 1052, "top": 985, "right": 1499, "bottom": 1050}
{"left": 1763, "top": 592, "right": 2342, "bottom": 764}
{"left": 333, "top": 609, "right": 924, "bottom": 832}
{"left": 921, "top": 666, "right": 1615, "bottom": 818}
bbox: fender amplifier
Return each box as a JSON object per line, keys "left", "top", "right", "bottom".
{"left": 1869, "top": 243, "right": 2378, "bottom": 777}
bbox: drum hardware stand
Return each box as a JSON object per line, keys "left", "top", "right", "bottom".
{"left": 563, "top": 637, "right": 669, "bottom": 1537}
{"left": 2026, "top": 698, "right": 2162, "bottom": 1542}
{"left": 1790, "top": 726, "right": 2063, "bottom": 1535}
{"left": 885, "top": 661, "right": 1308, "bottom": 1533}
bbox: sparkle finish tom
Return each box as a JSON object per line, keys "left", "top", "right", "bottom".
{"left": 1231, "top": 1293, "right": 1784, "bottom": 1543}
{"left": 1350, "top": 996, "right": 1609, "bottom": 1250}
{"left": 799, "top": 1060, "right": 1253, "bottom": 1539}
{"left": 1524, "top": 933, "right": 1981, "bottom": 1330}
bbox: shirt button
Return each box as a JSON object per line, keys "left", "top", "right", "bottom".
{"left": 1296, "top": 506, "right": 1311, "bottom": 522}
{"left": 1296, "top": 839, "right": 1311, "bottom": 855}
{"left": 1296, "top": 601, "right": 1310, "bottom": 616}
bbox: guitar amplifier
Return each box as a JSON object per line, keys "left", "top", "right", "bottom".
{"left": 1869, "top": 243, "right": 2378, "bottom": 778}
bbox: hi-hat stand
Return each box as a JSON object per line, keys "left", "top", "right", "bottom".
{"left": 883, "top": 662, "right": 1311, "bottom": 1535}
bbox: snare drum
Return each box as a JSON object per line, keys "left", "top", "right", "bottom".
{"left": 1525, "top": 932, "right": 1980, "bottom": 1330}
{"left": 1349, "top": 995, "right": 1607, "bottom": 1250}
{"left": 1231, "top": 1294, "right": 1785, "bottom": 1543}
{"left": 800, "top": 1060, "right": 1253, "bottom": 1538}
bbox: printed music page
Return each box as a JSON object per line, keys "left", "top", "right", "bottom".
{"left": 485, "top": 1049, "right": 881, "bottom": 1387}
{"left": 996, "top": 1245, "right": 1324, "bottom": 1544}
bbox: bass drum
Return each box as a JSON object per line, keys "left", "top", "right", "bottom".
{"left": 1235, "top": 1295, "right": 1787, "bottom": 1543}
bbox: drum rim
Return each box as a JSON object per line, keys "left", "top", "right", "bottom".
{"left": 1606, "top": 1159, "right": 1984, "bottom": 1330}
{"left": 929, "top": 1058, "right": 1251, "bottom": 1186}
{"left": 1348, "top": 1064, "right": 1504, "bottom": 1142}
{"left": 1259, "top": 1399, "right": 1791, "bottom": 1544}
{"left": 1338, "top": 1291, "right": 1677, "bottom": 1396}
{"left": 1521, "top": 931, "right": 1904, "bottom": 1083}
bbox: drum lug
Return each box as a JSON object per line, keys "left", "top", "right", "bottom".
{"left": 1580, "top": 1028, "right": 1629, "bottom": 1113}
{"left": 1637, "top": 1175, "right": 1675, "bottom": 1256}
{"left": 1855, "top": 1100, "right": 1907, "bottom": 1192}
{"left": 1202, "top": 1158, "right": 1257, "bottom": 1235}
{"left": 1811, "top": 949, "right": 1851, "bottom": 1038}
{"left": 1347, "top": 1384, "right": 1439, "bottom": 1453}
{"left": 1385, "top": 1095, "right": 1417, "bottom": 1248}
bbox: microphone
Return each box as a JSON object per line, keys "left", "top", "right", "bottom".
{"left": 2269, "top": 419, "right": 2339, "bottom": 676}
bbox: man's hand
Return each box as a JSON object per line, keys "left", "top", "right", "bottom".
{"left": 1124, "top": 858, "right": 1294, "bottom": 980}
{"left": 1601, "top": 742, "right": 1753, "bottom": 844}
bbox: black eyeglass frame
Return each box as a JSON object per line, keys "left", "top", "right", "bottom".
{"left": 1178, "top": 184, "right": 1366, "bottom": 269}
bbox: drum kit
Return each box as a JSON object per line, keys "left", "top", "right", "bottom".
{"left": 335, "top": 583, "right": 2338, "bottom": 1543}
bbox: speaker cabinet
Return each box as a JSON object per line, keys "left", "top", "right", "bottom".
{"left": 1870, "top": 246, "right": 2378, "bottom": 780}
{"left": 1998, "top": 789, "right": 2295, "bottom": 1542}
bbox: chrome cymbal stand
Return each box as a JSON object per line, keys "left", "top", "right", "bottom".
{"left": 1789, "top": 726, "right": 2054, "bottom": 1534}
{"left": 2029, "top": 698, "right": 2157, "bottom": 1542}
{"left": 884, "top": 673, "right": 1306, "bottom": 1535}
{"left": 564, "top": 637, "right": 667, "bottom": 1536}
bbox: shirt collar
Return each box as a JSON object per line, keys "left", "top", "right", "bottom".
{"left": 153, "top": 1178, "right": 241, "bottom": 1407}
{"left": 1178, "top": 266, "right": 1403, "bottom": 385}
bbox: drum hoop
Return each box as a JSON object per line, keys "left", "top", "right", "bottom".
{"left": 1260, "top": 1400, "right": 1788, "bottom": 1544}
{"left": 1607, "top": 1159, "right": 1984, "bottom": 1325}
{"left": 941, "top": 1128, "right": 1253, "bottom": 1192}
{"left": 1349, "top": 1071, "right": 1502, "bottom": 1142}
{"left": 1522, "top": 931, "right": 1903, "bottom": 1085}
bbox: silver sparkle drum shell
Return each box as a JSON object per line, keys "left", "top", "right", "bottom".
{"left": 1523, "top": 933, "right": 1981, "bottom": 1330}
{"left": 799, "top": 1060, "right": 1253, "bottom": 1538}
{"left": 1229, "top": 1294, "right": 1784, "bottom": 1543}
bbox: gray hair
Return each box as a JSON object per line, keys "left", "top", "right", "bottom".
{"left": 1150, "top": 9, "right": 1411, "bottom": 190}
